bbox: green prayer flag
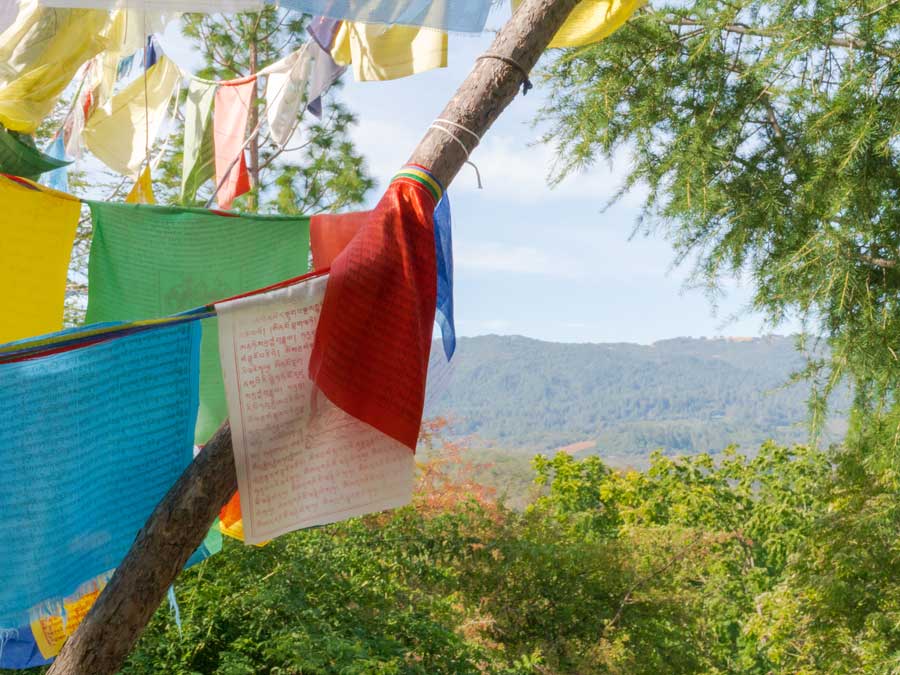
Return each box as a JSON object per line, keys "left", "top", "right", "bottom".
{"left": 0, "top": 126, "right": 70, "bottom": 180}
{"left": 86, "top": 202, "right": 311, "bottom": 444}
{"left": 181, "top": 80, "right": 216, "bottom": 203}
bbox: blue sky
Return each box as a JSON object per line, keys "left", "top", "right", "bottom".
{"left": 164, "top": 11, "right": 801, "bottom": 344}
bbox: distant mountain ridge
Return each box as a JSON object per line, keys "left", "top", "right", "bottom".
{"left": 426, "top": 334, "right": 848, "bottom": 456}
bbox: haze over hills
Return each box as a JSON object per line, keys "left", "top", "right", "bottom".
{"left": 427, "top": 334, "right": 849, "bottom": 456}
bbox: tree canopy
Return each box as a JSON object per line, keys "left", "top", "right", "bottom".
{"left": 539, "top": 0, "right": 900, "bottom": 429}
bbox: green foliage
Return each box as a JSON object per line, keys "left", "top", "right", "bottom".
{"left": 8, "top": 438, "right": 900, "bottom": 674}
{"left": 429, "top": 334, "right": 849, "bottom": 454}
{"left": 537, "top": 0, "right": 900, "bottom": 428}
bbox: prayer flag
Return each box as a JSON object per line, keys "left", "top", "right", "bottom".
{"left": 309, "top": 167, "right": 441, "bottom": 450}
{"left": 0, "top": 2, "right": 111, "bottom": 133}
{"left": 213, "top": 77, "right": 255, "bottom": 209}
{"left": 0, "top": 127, "right": 70, "bottom": 180}
{"left": 433, "top": 193, "right": 455, "bottom": 360}
{"left": 263, "top": 45, "right": 311, "bottom": 146}
{"left": 305, "top": 40, "right": 346, "bottom": 118}
{"left": 277, "top": 0, "right": 492, "bottom": 34}
{"left": 217, "top": 272, "right": 414, "bottom": 545}
{"left": 85, "top": 201, "right": 311, "bottom": 444}
{"left": 310, "top": 192, "right": 455, "bottom": 360}
{"left": 41, "top": 136, "right": 69, "bottom": 192}
{"left": 0, "top": 1, "right": 19, "bottom": 35}
{"left": 0, "top": 320, "right": 201, "bottom": 628}
{"left": 307, "top": 16, "right": 342, "bottom": 51}
{"left": 330, "top": 21, "right": 447, "bottom": 82}
{"left": 181, "top": 79, "right": 216, "bottom": 203}
{"left": 125, "top": 166, "right": 156, "bottom": 204}
{"left": 0, "top": 627, "right": 52, "bottom": 670}
{"left": 512, "top": 0, "right": 645, "bottom": 47}
{"left": 0, "top": 176, "right": 80, "bottom": 344}
{"left": 83, "top": 55, "right": 182, "bottom": 177}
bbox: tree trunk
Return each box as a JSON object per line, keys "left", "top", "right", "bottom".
{"left": 47, "top": 0, "right": 580, "bottom": 672}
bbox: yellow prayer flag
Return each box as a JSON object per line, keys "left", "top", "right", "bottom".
{"left": 513, "top": 0, "right": 644, "bottom": 48}
{"left": 0, "top": 176, "right": 80, "bottom": 344}
{"left": 0, "top": 2, "right": 112, "bottom": 134}
{"left": 125, "top": 166, "right": 156, "bottom": 204}
{"left": 30, "top": 574, "right": 109, "bottom": 658}
{"left": 84, "top": 56, "right": 182, "bottom": 176}
{"left": 331, "top": 21, "right": 447, "bottom": 82}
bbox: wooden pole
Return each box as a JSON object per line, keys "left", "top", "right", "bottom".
{"left": 48, "top": 0, "right": 580, "bottom": 671}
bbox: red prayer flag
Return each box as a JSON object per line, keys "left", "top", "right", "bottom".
{"left": 308, "top": 177, "right": 438, "bottom": 450}
{"left": 310, "top": 209, "right": 370, "bottom": 271}
{"left": 213, "top": 76, "right": 255, "bottom": 210}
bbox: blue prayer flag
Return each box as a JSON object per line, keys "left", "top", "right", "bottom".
{"left": 0, "top": 322, "right": 200, "bottom": 629}
{"left": 276, "top": 0, "right": 492, "bottom": 34}
{"left": 41, "top": 136, "right": 69, "bottom": 193}
{"left": 434, "top": 194, "right": 455, "bottom": 360}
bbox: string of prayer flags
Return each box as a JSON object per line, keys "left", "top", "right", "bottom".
{"left": 125, "top": 165, "right": 156, "bottom": 204}
{"left": 217, "top": 272, "right": 415, "bottom": 545}
{"left": 0, "top": 126, "right": 70, "bottom": 180}
{"left": 84, "top": 55, "right": 182, "bottom": 177}
{"left": 0, "top": 2, "right": 111, "bottom": 133}
{"left": 330, "top": 21, "right": 448, "bottom": 82}
{"left": 277, "top": 0, "right": 493, "bottom": 34}
{"left": 0, "top": 319, "right": 201, "bottom": 629}
{"left": 512, "top": 0, "right": 645, "bottom": 47}
{"left": 213, "top": 76, "right": 255, "bottom": 209}
{"left": 85, "top": 201, "right": 311, "bottom": 444}
{"left": 310, "top": 192, "right": 456, "bottom": 360}
{"left": 309, "top": 165, "right": 443, "bottom": 450}
{"left": 0, "top": 176, "right": 80, "bottom": 344}
{"left": 83, "top": 9, "right": 163, "bottom": 113}
{"left": 181, "top": 79, "right": 216, "bottom": 202}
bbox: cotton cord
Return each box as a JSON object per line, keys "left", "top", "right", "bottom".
{"left": 428, "top": 121, "right": 483, "bottom": 189}
{"left": 434, "top": 118, "right": 481, "bottom": 144}
{"left": 476, "top": 53, "right": 533, "bottom": 95}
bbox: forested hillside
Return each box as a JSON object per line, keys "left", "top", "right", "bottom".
{"left": 428, "top": 335, "right": 848, "bottom": 454}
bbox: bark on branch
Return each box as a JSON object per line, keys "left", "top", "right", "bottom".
{"left": 47, "top": 0, "right": 581, "bottom": 672}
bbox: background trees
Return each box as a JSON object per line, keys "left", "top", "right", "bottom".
{"left": 158, "top": 8, "right": 372, "bottom": 213}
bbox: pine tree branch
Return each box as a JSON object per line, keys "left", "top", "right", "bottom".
{"left": 659, "top": 15, "right": 897, "bottom": 58}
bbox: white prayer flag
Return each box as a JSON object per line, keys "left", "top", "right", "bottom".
{"left": 216, "top": 272, "right": 414, "bottom": 545}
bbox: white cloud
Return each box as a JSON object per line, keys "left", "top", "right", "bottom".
{"left": 455, "top": 240, "right": 587, "bottom": 279}
{"left": 349, "top": 116, "right": 642, "bottom": 206}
